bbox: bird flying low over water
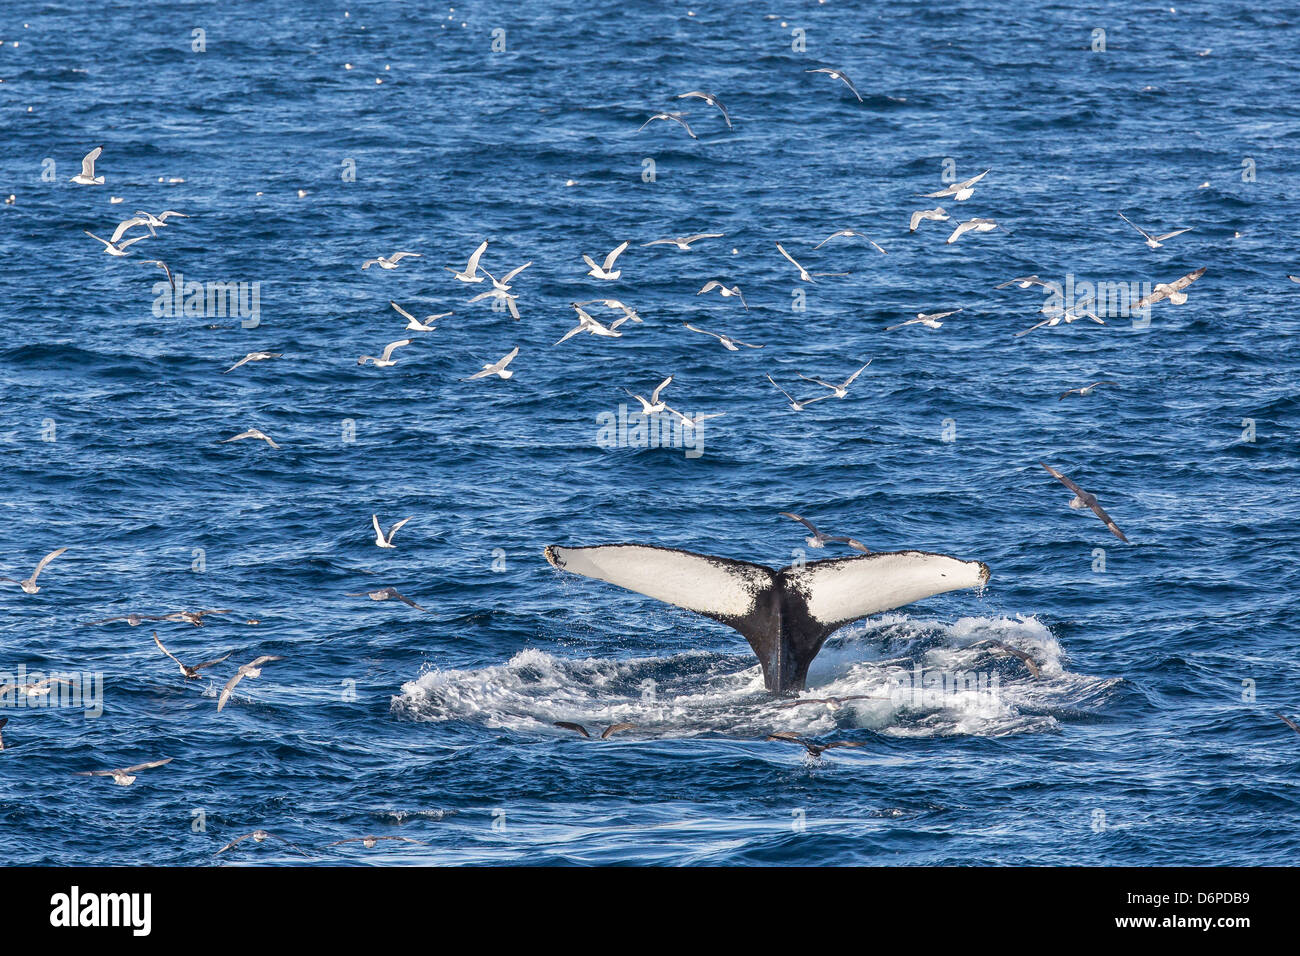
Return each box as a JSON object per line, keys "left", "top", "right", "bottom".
{"left": 923, "top": 169, "right": 989, "bottom": 201}
{"left": 225, "top": 351, "right": 282, "bottom": 373}
{"left": 806, "top": 67, "right": 863, "bottom": 101}
{"left": 996, "top": 275, "right": 1050, "bottom": 290}
{"left": 347, "top": 586, "right": 426, "bottom": 610}
{"left": 222, "top": 428, "right": 280, "bottom": 449}
{"left": 909, "top": 207, "right": 949, "bottom": 232}
{"left": 357, "top": 339, "right": 412, "bottom": 368}
{"left": 1040, "top": 462, "right": 1129, "bottom": 543}
{"left": 946, "top": 218, "right": 998, "bottom": 244}
{"left": 70, "top": 145, "right": 104, "bottom": 184}
{"left": 642, "top": 233, "right": 723, "bottom": 250}
{"left": 362, "top": 251, "right": 420, "bottom": 270}
{"left": 463, "top": 346, "right": 519, "bottom": 380}
{"left": 372, "top": 515, "right": 412, "bottom": 549}
{"left": 153, "top": 632, "right": 232, "bottom": 679}
{"left": 779, "top": 511, "right": 871, "bottom": 552}
{"left": 75, "top": 758, "right": 172, "bottom": 787}
{"left": 624, "top": 375, "right": 674, "bottom": 415}
{"left": 798, "top": 360, "right": 870, "bottom": 398}
{"left": 637, "top": 112, "right": 696, "bottom": 138}
{"left": 583, "top": 241, "right": 629, "bottom": 280}
{"left": 543, "top": 543, "right": 989, "bottom": 693}
{"left": 1134, "top": 267, "right": 1206, "bottom": 308}
{"left": 697, "top": 280, "right": 748, "bottom": 309}
{"left": 217, "top": 655, "right": 284, "bottom": 712}
{"left": 84, "top": 230, "right": 146, "bottom": 256}
{"left": 1059, "top": 380, "right": 1117, "bottom": 400}
{"left": 329, "top": 835, "right": 428, "bottom": 848}
{"left": 767, "top": 374, "right": 830, "bottom": 411}
{"left": 446, "top": 240, "right": 489, "bottom": 282}
{"left": 775, "top": 242, "right": 848, "bottom": 282}
{"left": 553, "top": 721, "right": 636, "bottom": 739}
{"left": 886, "top": 309, "right": 961, "bottom": 331}
{"left": 216, "top": 829, "right": 306, "bottom": 856}
{"left": 675, "top": 91, "right": 732, "bottom": 127}
{"left": 391, "top": 301, "right": 451, "bottom": 331}
{"left": 813, "top": 230, "right": 886, "bottom": 254}
{"left": 1117, "top": 211, "right": 1193, "bottom": 249}
{"left": 0, "top": 548, "right": 67, "bottom": 594}
{"left": 765, "top": 732, "right": 866, "bottom": 758}
{"left": 683, "top": 322, "right": 762, "bottom": 351}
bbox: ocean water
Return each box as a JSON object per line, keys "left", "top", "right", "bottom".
{"left": 1, "top": 0, "right": 1297, "bottom": 866}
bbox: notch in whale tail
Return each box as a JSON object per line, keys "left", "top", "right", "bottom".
{"left": 543, "top": 543, "right": 990, "bottom": 694}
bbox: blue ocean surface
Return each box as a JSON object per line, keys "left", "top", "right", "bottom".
{"left": 1, "top": 0, "right": 1297, "bottom": 866}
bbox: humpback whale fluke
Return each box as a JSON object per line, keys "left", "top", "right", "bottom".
{"left": 543, "top": 544, "right": 990, "bottom": 694}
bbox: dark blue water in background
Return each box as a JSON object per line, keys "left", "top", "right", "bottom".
{"left": 1, "top": 0, "right": 1297, "bottom": 865}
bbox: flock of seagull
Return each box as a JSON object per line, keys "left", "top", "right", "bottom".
{"left": 9, "top": 42, "right": 1297, "bottom": 869}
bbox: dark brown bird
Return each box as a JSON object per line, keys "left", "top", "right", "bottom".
{"left": 1040, "top": 462, "right": 1129, "bottom": 543}
{"left": 83, "top": 612, "right": 169, "bottom": 627}
{"left": 346, "top": 587, "right": 426, "bottom": 611}
{"left": 765, "top": 731, "right": 867, "bottom": 758}
{"left": 553, "top": 721, "right": 636, "bottom": 739}
{"left": 153, "top": 632, "right": 233, "bottom": 679}
{"left": 0, "top": 716, "right": 7, "bottom": 751}
{"left": 980, "top": 639, "right": 1042, "bottom": 678}
{"left": 778, "top": 511, "right": 870, "bottom": 553}
{"left": 1278, "top": 713, "right": 1300, "bottom": 736}
{"left": 780, "top": 694, "right": 889, "bottom": 708}
{"left": 165, "top": 609, "right": 233, "bottom": 627}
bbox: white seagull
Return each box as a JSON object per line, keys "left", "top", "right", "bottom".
{"left": 225, "top": 351, "right": 282, "bottom": 373}
{"left": 446, "top": 240, "right": 489, "bottom": 282}
{"left": 1118, "top": 211, "right": 1193, "bottom": 249}
{"left": 683, "top": 322, "right": 762, "bottom": 351}
{"left": 1059, "top": 380, "right": 1118, "bottom": 401}
{"left": 583, "top": 241, "right": 629, "bottom": 280}
{"left": 806, "top": 67, "right": 863, "bottom": 102}
{"left": 767, "top": 374, "right": 830, "bottom": 411}
{"left": 637, "top": 112, "right": 696, "bottom": 138}
{"left": 908, "top": 207, "right": 949, "bottom": 232}
{"left": 391, "top": 301, "right": 451, "bottom": 332}
{"left": 697, "top": 280, "right": 748, "bottom": 310}
{"left": 996, "top": 275, "right": 1049, "bottom": 289}
{"left": 798, "top": 360, "right": 871, "bottom": 398}
{"left": 362, "top": 252, "right": 421, "bottom": 270}
{"left": 813, "top": 230, "right": 886, "bottom": 254}
{"left": 642, "top": 233, "right": 723, "bottom": 250}
{"left": 923, "top": 169, "right": 989, "bottom": 201}
{"left": 372, "top": 514, "right": 412, "bottom": 549}
{"left": 84, "top": 230, "right": 146, "bottom": 256}
{"left": 463, "top": 346, "right": 519, "bottom": 380}
{"left": 75, "top": 758, "right": 172, "bottom": 787}
{"left": 886, "top": 309, "right": 962, "bottom": 331}
{"left": 70, "top": 146, "right": 104, "bottom": 184}
{"left": 358, "top": 339, "right": 412, "bottom": 368}
{"left": 468, "top": 286, "right": 521, "bottom": 320}
{"left": 624, "top": 376, "right": 674, "bottom": 415}
{"left": 221, "top": 428, "right": 280, "bottom": 449}
{"left": 217, "top": 656, "right": 285, "bottom": 712}
{"left": 775, "top": 242, "right": 846, "bottom": 282}
{"left": 556, "top": 306, "right": 623, "bottom": 344}
{"left": 946, "top": 218, "right": 998, "bottom": 244}
{"left": 0, "top": 548, "right": 68, "bottom": 594}
{"left": 676, "top": 91, "right": 732, "bottom": 128}
{"left": 1015, "top": 303, "right": 1104, "bottom": 337}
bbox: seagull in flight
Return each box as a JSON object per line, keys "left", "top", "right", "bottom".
{"left": 775, "top": 242, "right": 847, "bottom": 283}
{"left": 83, "top": 612, "right": 168, "bottom": 627}
{"left": 683, "top": 322, "right": 762, "bottom": 351}
{"left": 153, "top": 632, "right": 232, "bottom": 679}
{"left": 675, "top": 91, "right": 732, "bottom": 128}
{"left": 767, "top": 374, "right": 830, "bottom": 411}
{"left": 1040, "top": 462, "right": 1129, "bottom": 543}
{"left": 1059, "top": 380, "right": 1118, "bottom": 401}
{"left": 556, "top": 306, "right": 622, "bottom": 344}
{"left": 0, "top": 677, "right": 74, "bottom": 700}
{"left": 463, "top": 346, "right": 519, "bottom": 380}
{"left": 1117, "top": 211, "right": 1193, "bottom": 249}
{"left": 217, "top": 655, "right": 285, "bottom": 712}
{"left": 923, "top": 169, "right": 989, "bottom": 201}
{"left": 216, "top": 830, "right": 306, "bottom": 856}
{"left": 468, "top": 285, "right": 521, "bottom": 321}
{"left": 573, "top": 298, "right": 643, "bottom": 324}
{"left": 372, "top": 515, "right": 412, "bottom": 549}
{"left": 996, "top": 275, "right": 1050, "bottom": 290}
{"left": 358, "top": 339, "right": 412, "bottom": 368}
{"left": 778, "top": 512, "right": 870, "bottom": 552}
{"left": 221, "top": 428, "right": 280, "bottom": 449}
{"left": 909, "top": 207, "right": 949, "bottom": 232}
{"left": 806, "top": 67, "right": 863, "bottom": 102}
{"left": 362, "top": 251, "right": 420, "bottom": 270}
{"left": 1015, "top": 303, "right": 1104, "bottom": 337}
{"left": 138, "top": 259, "right": 175, "bottom": 290}
{"left": 697, "top": 280, "right": 748, "bottom": 310}
{"left": 553, "top": 721, "right": 636, "bottom": 739}
{"left": 0, "top": 548, "right": 67, "bottom": 594}
{"left": 642, "top": 233, "right": 723, "bottom": 250}
{"left": 766, "top": 732, "right": 866, "bottom": 758}
{"left": 663, "top": 407, "right": 725, "bottom": 430}
{"left": 483, "top": 261, "right": 532, "bottom": 292}
{"left": 583, "top": 241, "right": 629, "bottom": 280}
{"left": 346, "top": 586, "right": 426, "bottom": 611}
{"left": 329, "top": 835, "right": 429, "bottom": 849}
{"left": 446, "top": 240, "right": 489, "bottom": 282}
{"left": 813, "top": 230, "right": 886, "bottom": 254}
{"left": 886, "top": 309, "right": 962, "bottom": 331}
{"left": 637, "top": 112, "right": 696, "bottom": 138}
{"left": 798, "top": 360, "right": 870, "bottom": 398}
{"left": 624, "top": 375, "right": 674, "bottom": 415}
{"left": 225, "top": 351, "right": 282, "bottom": 374}
{"left": 70, "top": 145, "right": 104, "bottom": 184}
{"left": 110, "top": 215, "right": 157, "bottom": 244}
{"left": 391, "top": 301, "right": 451, "bottom": 332}
{"left": 74, "top": 758, "right": 172, "bottom": 787}
{"left": 84, "top": 230, "right": 146, "bottom": 256}
{"left": 946, "top": 218, "right": 998, "bottom": 244}
{"left": 1134, "top": 267, "right": 1206, "bottom": 308}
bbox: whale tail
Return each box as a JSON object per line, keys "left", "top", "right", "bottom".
{"left": 543, "top": 544, "right": 990, "bottom": 694}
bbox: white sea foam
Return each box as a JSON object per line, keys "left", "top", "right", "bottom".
{"left": 393, "top": 614, "right": 1120, "bottom": 740}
